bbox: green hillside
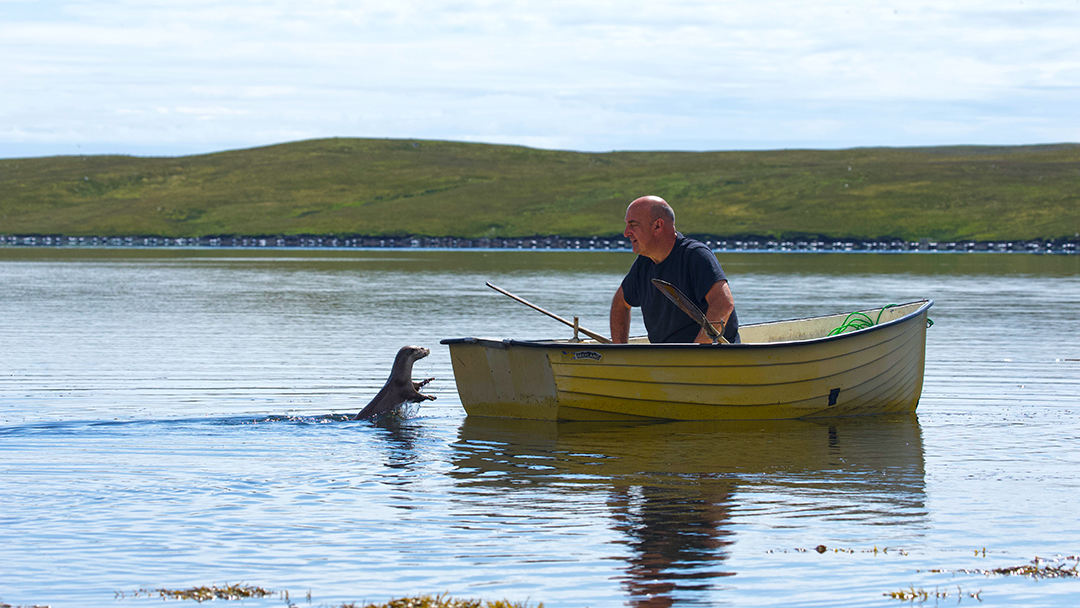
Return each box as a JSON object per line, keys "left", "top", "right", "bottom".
{"left": 1, "top": 138, "right": 1078, "bottom": 241}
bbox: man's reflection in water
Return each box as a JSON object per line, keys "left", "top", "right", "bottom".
{"left": 608, "top": 479, "right": 736, "bottom": 608}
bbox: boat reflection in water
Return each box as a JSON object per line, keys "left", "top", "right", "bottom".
{"left": 451, "top": 415, "right": 926, "bottom": 607}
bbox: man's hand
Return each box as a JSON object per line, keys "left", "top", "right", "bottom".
{"left": 693, "top": 281, "right": 734, "bottom": 343}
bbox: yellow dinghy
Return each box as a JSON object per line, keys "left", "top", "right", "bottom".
{"left": 441, "top": 300, "right": 933, "bottom": 421}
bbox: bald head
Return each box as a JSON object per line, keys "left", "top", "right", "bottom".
{"left": 628, "top": 195, "right": 675, "bottom": 226}
{"left": 624, "top": 195, "right": 678, "bottom": 263}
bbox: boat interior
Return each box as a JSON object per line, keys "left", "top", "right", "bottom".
{"left": 737, "top": 300, "right": 928, "bottom": 344}
{"left": 576, "top": 300, "right": 929, "bottom": 346}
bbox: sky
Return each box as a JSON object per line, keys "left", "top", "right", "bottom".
{"left": 2, "top": 0, "right": 1079, "bottom": 158}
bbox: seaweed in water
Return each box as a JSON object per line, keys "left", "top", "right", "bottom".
{"left": 890, "top": 556, "right": 1080, "bottom": 602}
{"left": 114, "top": 587, "right": 540, "bottom": 607}
{"left": 337, "top": 595, "right": 542, "bottom": 608}
{"left": 884, "top": 586, "right": 982, "bottom": 602}
{"left": 928, "top": 555, "right": 1080, "bottom": 579}
{"left": 768, "top": 544, "right": 909, "bottom": 556}
{"left": 119, "top": 583, "right": 275, "bottom": 602}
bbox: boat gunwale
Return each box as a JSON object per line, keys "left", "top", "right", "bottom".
{"left": 440, "top": 299, "right": 933, "bottom": 350}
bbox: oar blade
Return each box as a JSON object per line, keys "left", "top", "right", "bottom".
{"left": 650, "top": 279, "right": 726, "bottom": 344}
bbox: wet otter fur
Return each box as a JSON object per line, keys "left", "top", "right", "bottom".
{"left": 354, "top": 346, "right": 436, "bottom": 420}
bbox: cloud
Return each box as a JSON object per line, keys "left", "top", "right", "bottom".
{"left": 1, "top": 0, "right": 1078, "bottom": 156}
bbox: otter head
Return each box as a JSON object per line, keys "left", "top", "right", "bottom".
{"left": 392, "top": 345, "right": 430, "bottom": 372}
{"left": 402, "top": 345, "right": 430, "bottom": 361}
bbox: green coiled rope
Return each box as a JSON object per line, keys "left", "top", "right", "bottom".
{"left": 828, "top": 304, "right": 934, "bottom": 335}
{"left": 828, "top": 304, "right": 903, "bottom": 335}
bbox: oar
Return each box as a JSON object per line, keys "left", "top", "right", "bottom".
{"left": 651, "top": 279, "right": 729, "bottom": 344}
{"left": 486, "top": 282, "right": 612, "bottom": 344}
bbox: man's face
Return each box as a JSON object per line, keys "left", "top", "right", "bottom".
{"left": 624, "top": 202, "right": 659, "bottom": 257}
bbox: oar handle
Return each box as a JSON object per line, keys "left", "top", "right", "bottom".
{"left": 486, "top": 282, "right": 612, "bottom": 344}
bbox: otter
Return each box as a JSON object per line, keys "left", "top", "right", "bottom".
{"left": 354, "top": 346, "right": 436, "bottom": 420}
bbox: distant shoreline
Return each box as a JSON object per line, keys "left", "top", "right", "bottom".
{"left": 4, "top": 139, "right": 1079, "bottom": 243}
{"left": 3, "top": 234, "right": 1076, "bottom": 254}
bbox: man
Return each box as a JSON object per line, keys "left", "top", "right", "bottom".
{"left": 610, "top": 195, "right": 739, "bottom": 344}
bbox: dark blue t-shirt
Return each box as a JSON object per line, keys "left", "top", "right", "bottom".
{"left": 621, "top": 234, "right": 739, "bottom": 343}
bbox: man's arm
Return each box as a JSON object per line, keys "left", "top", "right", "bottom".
{"left": 693, "top": 280, "right": 734, "bottom": 344}
{"left": 610, "top": 286, "right": 632, "bottom": 344}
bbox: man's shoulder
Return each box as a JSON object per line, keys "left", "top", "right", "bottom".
{"left": 674, "top": 232, "right": 706, "bottom": 248}
{"left": 673, "top": 234, "right": 714, "bottom": 259}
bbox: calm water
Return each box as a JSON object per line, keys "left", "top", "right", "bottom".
{"left": 1, "top": 248, "right": 1078, "bottom": 608}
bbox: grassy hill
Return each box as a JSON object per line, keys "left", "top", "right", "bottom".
{"left": 1, "top": 138, "right": 1078, "bottom": 241}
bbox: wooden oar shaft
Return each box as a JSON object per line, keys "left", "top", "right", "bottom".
{"left": 486, "top": 282, "right": 612, "bottom": 344}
